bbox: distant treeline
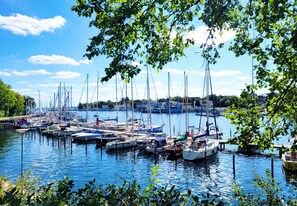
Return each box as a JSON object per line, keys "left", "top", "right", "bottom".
{"left": 0, "top": 79, "right": 36, "bottom": 117}
{"left": 78, "top": 94, "right": 237, "bottom": 110}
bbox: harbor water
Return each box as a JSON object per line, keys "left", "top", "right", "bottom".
{"left": 0, "top": 110, "right": 296, "bottom": 202}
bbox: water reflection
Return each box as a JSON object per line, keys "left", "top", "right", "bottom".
{"left": 283, "top": 168, "right": 297, "bottom": 187}
{"left": 0, "top": 127, "right": 296, "bottom": 201}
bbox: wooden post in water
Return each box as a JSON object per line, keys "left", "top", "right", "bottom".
{"left": 100, "top": 139, "right": 103, "bottom": 156}
{"left": 233, "top": 152, "right": 236, "bottom": 179}
{"left": 64, "top": 134, "right": 66, "bottom": 149}
{"left": 16, "top": 129, "right": 28, "bottom": 179}
{"left": 58, "top": 136, "right": 60, "bottom": 148}
{"left": 85, "top": 138, "right": 88, "bottom": 155}
{"left": 279, "top": 147, "right": 282, "bottom": 158}
{"left": 271, "top": 157, "right": 274, "bottom": 178}
{"left": 70, "top": 138, "right": 73, "bottom": 154}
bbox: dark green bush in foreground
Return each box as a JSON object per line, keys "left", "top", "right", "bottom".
{"left": 0, "top": 168, "right": 296, "bottom": 205}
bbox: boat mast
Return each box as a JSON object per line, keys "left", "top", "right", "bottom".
{"left": 146, "top": 66, "right": 152, "bottom": 129}
{"left": 58, "top": 82, "right": 62, "bottom": 121}
{"left": 116, "top": 73, "right": 118, "bottom": 122}
{"left": 38, "top": 90, "right": 41, "bottom": 114}
{"left": 131, "top": 78, "right": 134, "bottom": 136}
{"left": 184, "top": 72, "right": 188, "bottom": 134}
{"left": 125, "top": 81, "right": 128, "bottom": 129}
{"left": 206, "top": 61, "right": 210, "bottom": 134}
{"left": 86, "top": 74, "right": 89, "bottom": 122}
{"left": 96, "top": 71, "right": 99, "bottom": 118}
{"left": 168, "top": 72, "right": 172, "bottom": 138}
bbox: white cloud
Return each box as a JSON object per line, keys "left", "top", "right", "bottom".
{"left": 238, "top": 76, "right": 251, "bottom": 81}
{"left": 193, "top": 25, "right": 235, "bottom": 45}
{"left": 0, "top": 71, "right": 12, "bottom": 76}
{"left": 29, "top": 55, "right": 92, "bottom": 66}
{"left": 79, "top": 59, "right": 93, "bottom": 65}
{"left": 11, "top": 69, "right": 51, "bottom": 76}
{"left": 16, "top": 81, "right": 30, "bottom": 84}
{"left": 37, "top": 83, "right": 60, "bottom": 87}
{"left": 210, "top": 70, "right": 241, "bottom": 77}
{"left": 175, "top": 25, "right": 236, "bottom": 46}
{"left": 161, "top": 67, "right": 199, "bottom": 75}
{"left": 51, "top": 71, "right": 81, "bottom": 79}
{"left": 162, "top": 68, "right": 184, "bottom": 74}
{"left": 0, "top": 13, "right": 66, "bottom": 36}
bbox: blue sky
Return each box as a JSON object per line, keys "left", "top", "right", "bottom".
{"left": 0, "top": 0, "right": 254, "bottom": 108}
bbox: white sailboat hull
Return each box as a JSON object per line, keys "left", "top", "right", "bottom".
{"left": 183, "top": 139, "right": 219, "bottom": 161}
{"left": 105, "top": 139, "right": 137, "bottom": 151}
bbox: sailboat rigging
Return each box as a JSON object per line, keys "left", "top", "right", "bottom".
{"left": 182, "top": 61, "right": 222, "bottom": 161}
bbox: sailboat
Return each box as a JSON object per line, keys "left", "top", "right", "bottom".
{"left": 135, "top": 66, "right": 165, "bottom": 135}
{"left": 182, "top": 61, "right": 221, "bottom": 161}
{"left": 166, "top": 72, "right": 189, "bottom": 159}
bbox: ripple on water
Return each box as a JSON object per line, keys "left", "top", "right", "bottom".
{"left": 0, "top": 129, "right": 296, "bottom": 201}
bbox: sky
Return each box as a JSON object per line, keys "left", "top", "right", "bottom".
{"left": 0, "top": 0, "right": 254, "bottom": 109}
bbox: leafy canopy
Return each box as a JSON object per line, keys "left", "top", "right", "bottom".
{"left": 72, "top": 0, "right": 297, "bottom": 150}
{"left": 71, "top": 0, "right": 238, "bottom": 81}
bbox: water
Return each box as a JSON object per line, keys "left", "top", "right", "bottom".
{"left": 0, "top": 110, "right": 296, "bottom": 202}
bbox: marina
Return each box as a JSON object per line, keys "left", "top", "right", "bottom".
{"left": 0, "top": 110, "right": 296, "bottom": 202}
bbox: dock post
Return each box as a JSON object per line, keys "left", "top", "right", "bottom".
{"left": 85, "top": 138, "right": 88, "bottom": 155}
{"left": 58, "top": 136, "right": 60, "bottom": 148}
{"left": 100, "top": 139, "right": 103, "bottom": 156}
{"left": 279, "top": 147, "right": 282, "bottom": 158}
{"left": 233, "top": 152, "right": 236, "bottom": 179}
{"left": 116, "top": 141, "right": 118, "bottom": 159}
{"left": 271, "top": 157, "right": 274, "bottom": 178}
{"left": 64, "top": 134, "right": 66, "bottom": 149}
{"left": 70, "top": 138, "right": 73, "bottom": 154}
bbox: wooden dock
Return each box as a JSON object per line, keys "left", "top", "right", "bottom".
{"left": 218, "top": 139, "right": 291, "bottom": 157}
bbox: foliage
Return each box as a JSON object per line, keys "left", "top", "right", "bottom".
{"left": 225, "top": 0, "right": 297, "bottom": 151}
{"left": 72, "top": 0, "right": 297, "bottom": 150}
{"left": 0, "top": 82, "right": 17, "bottom": 116}
{"left": 2, "top": 168, "right": 296, "bottom": 205}
{"left": 0, "top": 79, "right": 35, "bottom": 117}
{"left": 0, "top": 167, "right": 224, "bottom": 205}
{"left": 232, "top": 170, "right": 297, "bottom": 206}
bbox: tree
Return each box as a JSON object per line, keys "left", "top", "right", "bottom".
{"left": 72, "top": 0, "right": 297, "bottom": 151}
{"left": 106, "top": 100, "right": 115, "bottom": 108}
{"left": 0, "top": 84, "right": 16, "bottom": 116}
{"left": 9, "top": 93, "right": 25, "bottom": 116}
